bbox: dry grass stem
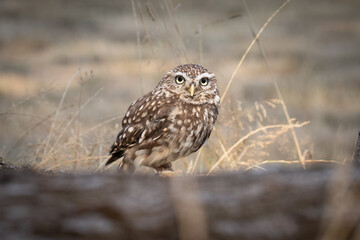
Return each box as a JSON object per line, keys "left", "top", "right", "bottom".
{"left": 190, "top": 0, "right": 296, "bottom": 175}
{"left": 80, "top": 115, "right": 123, "bottom": 136}
{"left": 0, "top": 82, "right": 56, "bottom": 117}
{"left": 37, "top": 85, "right": 103, "bottom": 169}
{"left": 245, "top": 159, "right": 342, "bottom": 171}
{"left": 221, "top": 0, "right": 291, "bottom": 102}
{"left": 164, "top": 0, "right": 189, "bottom": 62}
{"left": 208, "top": 121, "right": 308, "bottom": 174}
{"left": 242, "top": 0, "right": 305, "bottom": 169}
{"left": 190, "top": 148, "right": 203, "bottom": 174}
{"left": 42, "top": 70, "right": 80, "bottom": 166}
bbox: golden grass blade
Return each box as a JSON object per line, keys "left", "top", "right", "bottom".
{"left": 131, "top": 0, "right": 145, "bottom": 94}
{"left": 199, "top": 0, "right": 293, "bottom": 175}
{"left": 213, "top": 127, "right": 232, "bottom": 163}
{"left": 242, "top": 0, "right": 305, "bottom": 169}
{"left": 191, "top": 148, "right": 203, "bottom": 174}
{"left": 5, "top": 106, "right": 72, "bottom": 159}
{"left": 0, "top": 82, "right": 56, "bottom": 117}
{"left": 221, "top": 0, "right": 292, "bottom": 102}
{"left": 80, "top": 115, "right": 123, "bottom": 136}
{"left": 42, "top": 70, "right": 79, "bottom": 165}
{"left": 207, "top": 121, "right": 308, "bottom": 174}
{"left": 37, "top": 87, "right": 103, "bottom": 168}
{"left": 244, "top": 159, "right": 342, "bottom": 171}
{"left": 46, "top": 155, "right": 109, "bottom": 171}
{"left": 164, "top": 0, "right": 189, "bottom": 62}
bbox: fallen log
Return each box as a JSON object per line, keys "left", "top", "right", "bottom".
{"left": 0, "top": 165, "right": 359, "bottom": 240}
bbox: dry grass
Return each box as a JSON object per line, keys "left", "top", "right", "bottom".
{"left": 0, "top": 0, "right": 356, "bottom": 174}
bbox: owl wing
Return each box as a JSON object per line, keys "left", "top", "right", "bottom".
{"left": 106, "top": 93, "right": 173, "bottom": 166}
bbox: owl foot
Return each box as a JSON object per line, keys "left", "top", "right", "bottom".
{"left": 154, "top": 162, "right": 173, "bottom": 172}
{"left": 154, "top": 163, "right": 181, "bottom": 177}
{"left": 157, "top": 170, "right": 183, "bottom": 177}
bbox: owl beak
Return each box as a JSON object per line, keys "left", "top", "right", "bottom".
{"left": 189, "top": 84, "right": 195, "bottom": 97}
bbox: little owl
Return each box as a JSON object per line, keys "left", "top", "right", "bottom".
{"left": 106, "top": 64, "right": 220, "bottom": 173}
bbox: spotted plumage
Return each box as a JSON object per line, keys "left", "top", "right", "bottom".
{"left": 106, "top": 64, "right": 220, "bottom": 173}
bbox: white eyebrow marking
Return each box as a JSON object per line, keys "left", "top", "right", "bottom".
{"left": 195, "top": 72, "right": 215, "bottom": 81}
{"left": 173, "top": 72, "right": 191, "bottom": 81}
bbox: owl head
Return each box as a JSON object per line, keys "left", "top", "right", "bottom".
{"left": 157, "top": 64, "right": 220, "bottom": 105}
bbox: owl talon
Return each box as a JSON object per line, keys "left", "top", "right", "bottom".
{"left": 156, "top": 170, "right": 183, "bottom": 177}
{"left": 154, "top": 163, "right": 173, "bottom": 172}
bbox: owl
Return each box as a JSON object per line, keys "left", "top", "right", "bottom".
{"left": 106, "top": 64, "right": 220, "bottom": 173}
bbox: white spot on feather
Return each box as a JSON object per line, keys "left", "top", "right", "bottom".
{"left": 139, "top": 129, "right": 147, "bottom": 143}
{"left": 195, "top": 125, "right": 202, "bottom": 135}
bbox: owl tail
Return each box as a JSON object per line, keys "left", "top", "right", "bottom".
{"left": 106, "top": 151, "right": 135, "bottom": 173}
{"left": 105, "top": 150, "right": 124, "bottom": 166}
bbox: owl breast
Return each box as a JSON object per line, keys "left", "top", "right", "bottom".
{"left": 168, "top": 101, "right": 218, "bottom": 159}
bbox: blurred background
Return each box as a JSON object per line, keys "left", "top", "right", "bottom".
{"left": 0, "top": 0, "right": 359, "bottom": 172}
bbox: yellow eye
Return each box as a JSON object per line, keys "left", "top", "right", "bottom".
{"left": 200, "top": 77, "right": 209, "bottom": 86}
{"left": 175, "top": 75, "right": 185, "bottom": 84}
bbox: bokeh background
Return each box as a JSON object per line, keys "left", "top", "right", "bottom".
{"left": 0, "top": 0, "right": 359, "bottom": 172}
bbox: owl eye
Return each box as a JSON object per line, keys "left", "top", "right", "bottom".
{"left": 175, "top": 75, "right": 185, "bottom": 84}
{"left": 200, "top": 77, "right": 209, "bottom": 86}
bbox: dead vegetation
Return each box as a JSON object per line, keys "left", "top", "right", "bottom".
{"left": 0, "top": 0, "right": 359, "bottom": 173}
